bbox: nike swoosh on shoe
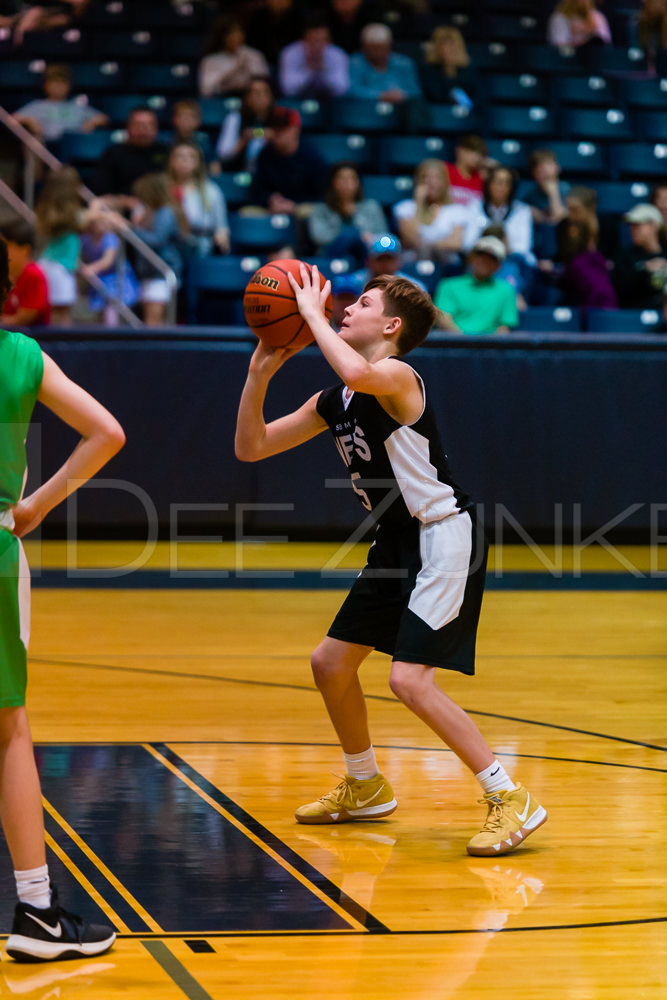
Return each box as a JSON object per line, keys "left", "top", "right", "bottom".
{"left": 27, "top": 913, "right": 63, "bottom": 938}
{"left": 516, "top": 794, "right": 531, "bottom": 824}
{"left": 354, "top": 786, "right": 385, "bottom": 809}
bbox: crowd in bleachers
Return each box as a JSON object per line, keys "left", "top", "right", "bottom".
{"left": 1, "top": 0, "right": 667, "bottom": 333}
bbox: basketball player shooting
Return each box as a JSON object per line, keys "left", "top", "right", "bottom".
{"left": 235, "top": 264, "right": 547, "bottom": 856}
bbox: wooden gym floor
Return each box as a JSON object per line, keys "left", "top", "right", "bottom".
{"left": 1, "top": 541, "right": 664, "bottom": 999}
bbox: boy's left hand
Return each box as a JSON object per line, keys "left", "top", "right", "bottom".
{"left": 288, "top": 264, "right": 331, "bottom": 322}
{"left": 11, "top": 497, "right": 43, "bottom": 539}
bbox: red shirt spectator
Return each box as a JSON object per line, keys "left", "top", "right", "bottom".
{"left": 3, "top": 262, "right": 51, "bottom": 326}
{"left": 445, "top": 134, "right": 488, "bottom": 207}
{"left": 445, "top": 163, "right": 484, "bottom": 206}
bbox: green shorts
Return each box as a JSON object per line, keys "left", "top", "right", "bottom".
{"left": 0, "top": 528, "right": 30, "bottom": 707}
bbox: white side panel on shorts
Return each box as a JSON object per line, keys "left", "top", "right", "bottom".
{"left": 408, "top": 512, "right": 472, "bottom": 631}
{"left": 385, "top": 425, "right": 460, "bottom": 523}
{"left": 17, "top": 540, "right": 31, "bottom": 650}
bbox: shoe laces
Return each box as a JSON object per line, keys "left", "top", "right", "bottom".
{"left": 319, "top": 774, "right": 350, "bottom": 806}
{"left": 478, "top": 796, "right": 507, "bottom": 833}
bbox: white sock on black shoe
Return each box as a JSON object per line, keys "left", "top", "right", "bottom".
{"left": 15, "top": 864, "right": 51, "bottom": 909}
{"left": 344, "top": 746, "right": 379, "bottom": 780}
{"left": 475, "top": 760, "right": 517, "bottom": 795}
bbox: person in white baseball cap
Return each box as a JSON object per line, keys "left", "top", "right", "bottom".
{"left": 613, "top": 203, "right": 667, "bottom": 309}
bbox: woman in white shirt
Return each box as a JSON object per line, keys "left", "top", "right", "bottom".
{"left": 199, "top": 17, "right": 270, "bottom": 97}
{"left": 393, "top": 159, "right": 469, "bottom": 263}
{"left": 464, "top": 166, "right": 535, "bottom": 266}
{"left": 168, "top": 143, "right": 230, "bottom": 257}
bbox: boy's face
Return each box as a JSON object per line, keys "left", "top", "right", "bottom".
{"left": 470, "top": 251, "right": 500, "bottom": 280}
{"left": 338, "top": 287, "right": 398, "bottom": 350}
{"left": 533, "top": 158, "right": 559, "bottom": 184}
{"left": 4, "top": 241, "right": 31, "bottom": 284}
{"left": 44, "top": 76, "right": 70, "bottom": 101}
{"left": 173, "top": 109, "right": 200, "bottom": 136}
{"left": 456, "top": 147, "right": 483, "bottom": 174}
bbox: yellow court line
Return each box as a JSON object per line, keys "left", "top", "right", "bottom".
{"left": 43, "top": 828, "right": 130, "bottom": 933}
{"left": 144, "top": 744, "right": 368, "bottom": 934}
{"left": 42, "top": 797, "right": 164, "bottom": 934}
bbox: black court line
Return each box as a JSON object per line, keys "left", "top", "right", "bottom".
{"left": 151, "top": 743, "right": 390, "bottom": 935}
{"left": 142, "top": 940, "right": 214, "bottom": 1000}
{"left": 31, "top": 656, "right": 667, "bottom": 754}
{"left": 29, "top": 569, "right": 667, "bottom": 590}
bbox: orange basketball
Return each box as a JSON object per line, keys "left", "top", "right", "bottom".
{"left": 243, "top": 259, "right": 332, "bottom": 349}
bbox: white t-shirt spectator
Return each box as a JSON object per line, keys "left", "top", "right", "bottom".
{"left": 394, "top": 198, "right": 470, "bottom": 254}
{"left": 464, "top": 200, "right": 535, "bottom": 264}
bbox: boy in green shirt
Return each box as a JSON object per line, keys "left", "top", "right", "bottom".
{"left": 0, "top": 236, "right": 125, "bottom": 961}
{"left": 434, "top": 236, "right": 519, "bottom": 334}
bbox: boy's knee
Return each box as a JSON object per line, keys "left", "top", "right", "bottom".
{"left": 389, "top": 662, "right": 427, "bottom": 703}
{"left": 310, "top": 642, "right": 351, "bottom": 689}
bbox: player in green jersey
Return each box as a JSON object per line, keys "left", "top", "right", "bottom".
{"left": 0, "top": 235, "right": 125, "bottom": 961}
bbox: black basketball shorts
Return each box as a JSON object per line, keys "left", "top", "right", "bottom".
{"left": 327, "top": 509, "right": 488, "bottom": 675}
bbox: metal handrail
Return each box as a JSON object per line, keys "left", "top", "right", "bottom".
{"left": 0, "top": 105, "right": 178, "bottom": 324}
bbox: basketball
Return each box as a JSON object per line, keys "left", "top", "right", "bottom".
{"left": 243, "top": 259, "right": 333, "bottom": 349}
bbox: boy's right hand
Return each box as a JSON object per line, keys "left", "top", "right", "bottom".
{"left": 248, "top": 340, "right": 302, "bottom": 380}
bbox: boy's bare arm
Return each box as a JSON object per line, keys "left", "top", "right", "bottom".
{"left": 235, "top": 341, "right": 326, "bottom": 462}
{"left": 11, "top": 353, "right": 126, "bottom": 537}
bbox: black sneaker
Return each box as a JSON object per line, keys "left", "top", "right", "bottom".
{"left": 6, "top": 888, "right": 116, "bottom": 963}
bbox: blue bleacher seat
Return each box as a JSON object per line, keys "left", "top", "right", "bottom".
{"left": 593, "top": 181, "right": 652, "bottom": 215}
{"left": 485, "top": 138, "right": 530, "bottom": 173}
{"left": 302, "top": 257, "right": 354, "bottom": 279}
{"left": 128, "top": 63, "right": 197, "bottom": 95}
{"left": 622, "top": 77, "right": 667, "bottom": 109}
{"left": 58, "top": 130, "right": 114, "bottom": 164}
{"left": 542, "top": 140, "right": 607, "bottom": 177}
{"left": 130, "top": 1, "right": 206, "bottom": 30}
{"left": 229, "top": 214, "right": 297, "bottom": 253}
{"left": 552, "top": 75, "right": 616, "bottom": 106}
{"left": 488, "top": 14, "right": 543, "bottom": 42}
{"left": 309, "top": 133, "right": 374, "bottom": 170}
{"left": 330, "top": 99, "right": 401, "bottom": 134}
{"left": 94, "top": 29, "right": 159, "bottom": 60}
{"left": 22, "top": 29, "right": 87, "bottom": 58}
{"left": 586, "top": 309, "right": 663, "bottom": 334}
{"left": 485, "top": 74, "right": 550, "bottom": 105}
{"left": 0, "top": 61, "right": 44, "bottom": 91}
{"left": 362, "top": 175, "right": 414, "bottom": 207}
{"left": 468, "top": 41, "right": 518, "bottom": 71}
{"left": 585, "top": 46, "right": 647, "bottom": 75}
{"left": 487, "top": 105, "right": 556, "bottom": 138}
{"left": 516, "top": 307, "right": 581, "bottom": 332}
{"left": 519, "top": 44, "right": 585, "bottom": 75}
{"left": 158, "top": 33, "right": 205, "bottom": 62}
{"left": 280, "top": 99, "right": 328, "bottom": 132}
{"left": 609, "top": 143, "right": 667, "bottom": 178}
{"left": 213, "top": 172, "right": 253, "bottom": 210}
{"left": 188, "top": 254, "right": 263, "bottom": 325}
{"left": 423, "top": 104, "right": 482, "bottom": 135}
{"left": 637, "top": 111, "right": 667, "bottom": 143}
{"left": 398, "top": 260, "right": 444, "bottom": 295}
{"left": 198, "top": 98, "right": 234, "bottom": 129}
{"left": 377, "top": 136, "right": 449, "bottom": 174}
{"left": 97, "top": 94, "right": 170, "bottom": 127}
{"left": 561, "top": 107, "right": 633, "bottom": 142}
{"left": 73, "top": 62, "right": 126, "bottom": 92}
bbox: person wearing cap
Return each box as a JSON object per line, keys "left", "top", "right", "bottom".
{"left": 612, "top": 203, "right": 667, "bottom": 310}
{"left": 251, "top": 108, "right": 327, "bottom": 217}
{"left": 14, "top": 64, "right": 108, "bottom": 144}
{"left": 433, "top": 236, "right": 518, "bottom": 334}
{"left": 348, "top": 22, "right": 422, "bottom": 103}
{"left": 279, "top": 17, "right": 350, "bottom": 100}
{"left": 330, "top": 271, "right": 365, "bottom": 328}
{"left": 351, "top": 234, "right": 429, "bottom": 293}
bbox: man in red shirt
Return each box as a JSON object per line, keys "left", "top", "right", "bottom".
{"left": 0, "top": 220, "right": 51, "bottom": 327}
{"left": 445, "top": 134, "right": 488, "bottom": 208}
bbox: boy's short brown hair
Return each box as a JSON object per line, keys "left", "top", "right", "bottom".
{"left": 529, "top": 148, "right": 557, "bottom": 171}
{"left": 44, "top": 64, "right": 71, "bottom": 82}
{"left": 456, "top": 133, "right": 488, "bottom": 156}
{"left": 364, "top": 275, "right": 436, "bottom": 355}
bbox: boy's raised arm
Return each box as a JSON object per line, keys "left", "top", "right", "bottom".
{"left": 11, "top": 353, "right": 126, "bottom": 537}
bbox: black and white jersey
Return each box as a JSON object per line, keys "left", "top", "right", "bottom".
{"left": 316, "top": 361, "right": 471, "bottom": 528}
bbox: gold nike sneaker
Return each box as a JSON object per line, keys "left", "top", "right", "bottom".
{"left": 466, "top": 784, "right": 547, "bottom": 857}
{"left": 295, "top": 773, "right": 397, "bottom": 825}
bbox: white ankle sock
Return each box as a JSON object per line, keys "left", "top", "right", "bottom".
{"left": 15, "top": 864, "right": 51, "bottom": 909}
{"left": 475, "top": 760, "right": 517, "bottom": 795}
{"left": 344, "top": 746, "right": 379, "bottom": 780}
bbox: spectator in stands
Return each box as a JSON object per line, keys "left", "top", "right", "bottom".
{"left": 613, "top": 204, "right": 667, "bottom": 310}
{"left": 279, "top": 17, "right": 349, "bottom": 99}
{"left": 394, "top": 158, "right": 468, "bottom": 265}
{"left": 350, "top": 233, "right": 428, "bottom": 292}
{"left": 212, "top": 77, "right": 280, "bottom": 175}
{"left": 330, "top": 271, "right": 362, "bottom": 328}
{"left": 650, "top": 178, "right": 667, "bottom": 249}
{"left": 251, "top": 108, "right": 326, "bottom": 218}
{"left": 14, "top": 64, "right": 108, "bottom": 143}
{"left": 559, "top": 220, "right": 617, "bottom": 309}
{"left": 480, "top": 224, "right": 528, "bottom": 310}
{"left": 35, "top": 165, "right": 82, "bottom": 326}
{"left": 79, "top": 207, "right": 139, "bottom": 325}
{"left": 93, "top": 107, "right": 168, "bottom": 201}
{"left": 121, "top": 172, "right": 186, "bottom": 326}
{"left": 170, "top": 101, "right": 212, "bottom": 162}
{"left": 557, "top": 185, "right": 619, "bottom": 264}
{"left": 168, "top": 142, "right": 230, "bottom": 258}
{"left": 326, "top": 0, "right": 372, "bottom": 54}
{"left": 637, "top": 0, "right": 667, "bottom": 70}
{"left": 522, "top": 150, "right": 569, "bottom": 225}
{"left": 0, "top": 219, "right": 50, "bottom": 327}
{"left": 307, "top": 161, "right": 387, "bottom": 263}
{"left": 433, "top": 236, "right": 518, "bottom": 334}
{"left": 11, "top": 0, "right": 89, "bottom": 46}
{"left": 245, "top": 0, "right": 304, "bottom": 67}
{"left": 445, "top": 134, "right": 488, "bottom": 208}
{"left": 348, "top": 22, "right": 421, "bottom": 104}
{"left": 547, "top": 0, "right": 612, "bottom": 50}
{"left": 464, "top": 166, "right": 535, "bottom": 284}
{"left": 199, "top": 16, "right": 269, "bottom": 98}
{"left": 419, "top": 26, "right": 476, "bottom": 108}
